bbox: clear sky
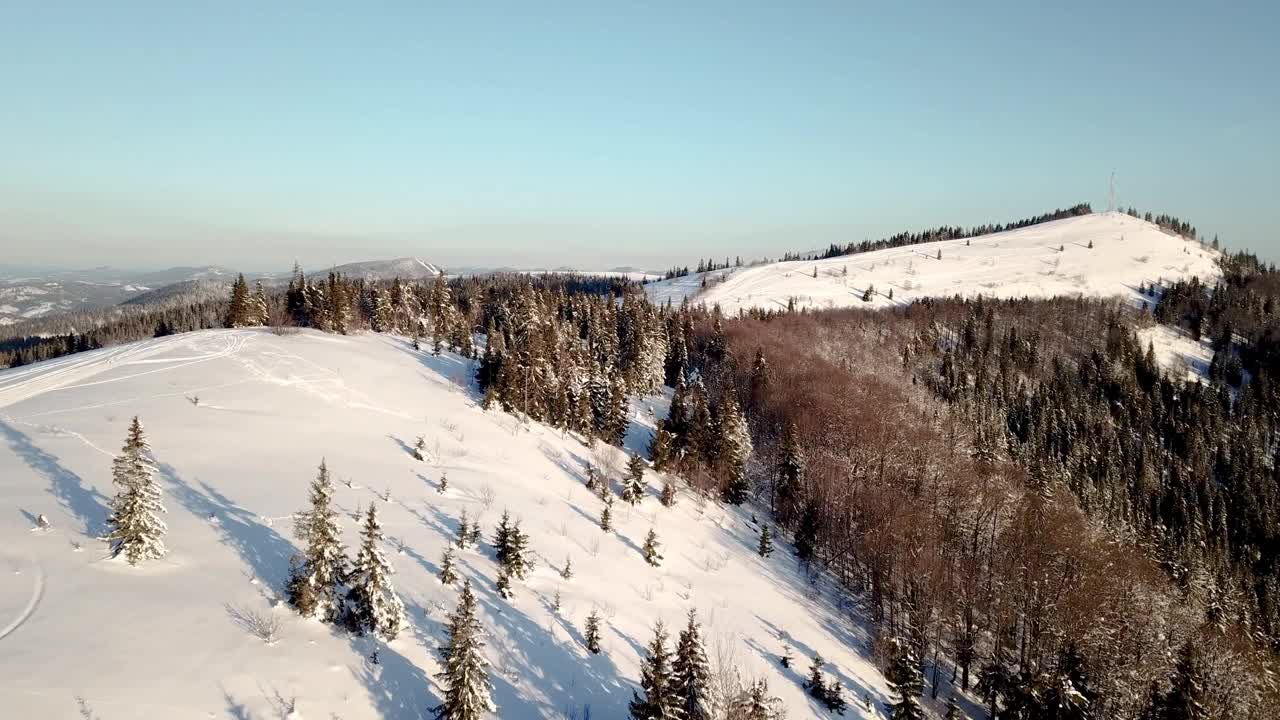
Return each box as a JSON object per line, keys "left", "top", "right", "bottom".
{"left": 2, "top": 1, "right": 1276, "bottom": 270}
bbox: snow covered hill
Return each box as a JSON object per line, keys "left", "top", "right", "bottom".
{"left": 646, "top": 212, "right": 1221, "bottom": 313}
{"left": 0, "top": 329, "right": 909, "bottom": 719}
{"left": 317, "top": 257, "right": 444, "bottom": 281}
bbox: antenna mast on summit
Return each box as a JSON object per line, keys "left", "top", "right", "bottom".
{"left": 1108, "top": 171, "right": 1116, "bottom": 213}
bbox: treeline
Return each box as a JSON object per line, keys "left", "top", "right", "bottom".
{"left": 781, "top": 204, "right": 1093, "bottom": 262}
{"left": 1156, "top": 249, "right": 1280, "bottom": 383}
{"left": 0, "top": 297, "right": 227, "bottom": 369}
{"left": 668, "top": 299, "right": 1276, "bottom": 719}
{"left": 1120, "top": 206, "right": 1202, "bottom": 242}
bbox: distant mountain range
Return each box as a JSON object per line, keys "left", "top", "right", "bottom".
{"left": 0, "top": 265, "right": 238, "bottom": 326}
{"left": 0, "top": 256, "right": 665, "bottom": 328}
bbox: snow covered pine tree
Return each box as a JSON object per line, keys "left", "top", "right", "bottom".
{"left": 345, "top": 504, "right": 406, "bottom": 641}
{"left": 105, "top": 416, "right": 168, "bottom": 565}
{"left": 434, "top": 580, "right": 496, "bottom": 720}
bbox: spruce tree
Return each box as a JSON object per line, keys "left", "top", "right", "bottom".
{"left": 806, "top": 654, "right": 828, "bottom": 698}
{"left": 758, "top": 524, "right": 774, "bottom": 557}
{"left": 560, "top": 555, "right": 573, "bottom": 581}
{"left": 721, "top": 392, "right": 747, "bottom": 504}
{"left": 672, "top": 610, "right": 711, "bottom": 720}
{"left": 624, "top": 454, "right": 647, "bottom": 505}
{"left": 225, "top": 274, "right": 251, "bottom": 327}
{"left": 346, "top": 504, "right": 405, "bottom": 641}
{"left": 650, "top": 427, "right": 676, "bottom": 471}
{"left": 660, "top": 480, "right": 677, "bottom": 508}
{"left": 504, "top": 520, "right": 531, "bottom": 579}
{"left": 1160, "top": 641, "right": 1210, "bottom": 720}
{"left": 105, "top": 416, "right": 168, "bottom": 565}
{"left": 600, "top": 495, "right": 614, "bottom": 532}
{"left": 642, "top": 528, "right": 663, "bottom": 567}
{"left": 495, "top": 566, "right": 513, "bottom": 599}
{"left": 598, "top": 373, "right": 629, "bottom": 445}
{"left": 434, "top": 580, "right": 496, "bottom": 720}
{"left": 440, "top": 547, "right": 458, "bottom": 585}
{"left": 584, "top": 610, "right": 603, "bottom": 654}
{"left": 492, "top": 510, "right": 514, "bottom": 565}
{"left": 287, "top": 459, "right": 347, "bottom": 621}
{"left": 456, "top": 509, "right": 472, "bottom": 550}
{"left": 795, "top": 500, "right": 822, "bottom": 562}
{"left": 775, "top": 423, "right": 804, "bottom": 523}
{"left": 629, "top": 621, "right": 680, "bottom": 720}
{"left": 885, "top": 638, "right": 924, "bottom": 720}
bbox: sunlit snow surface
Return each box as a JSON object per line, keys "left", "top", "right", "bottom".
{"left": 0, "top": 329, "right": 910, "bottom": 719}
{"left": 647, "top": 212, "right": 1220, "bottom": 313}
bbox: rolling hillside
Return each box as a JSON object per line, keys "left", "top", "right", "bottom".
{"left": 0, "top": 329, "right": 928, "bottom": 719}
{"left": 646, "top": 212, "right": 1220, "bottom": 313}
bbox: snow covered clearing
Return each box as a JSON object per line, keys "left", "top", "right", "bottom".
{"left": 1138, "top": 324, "right": 1215, "bottom": 383}
{"left": 646, "top": 212, "right": 1221, "bottom": 313}
{"left": 0, "top": 328, "right": 902, "bottom": 719}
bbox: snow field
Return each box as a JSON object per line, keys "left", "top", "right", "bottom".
{"left": 0, "top": 329, "right": 892, "bottom": 719}
{"left": 646, "top": 212, "right": 1221, "bottom": 314}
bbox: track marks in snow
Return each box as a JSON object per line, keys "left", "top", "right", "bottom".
{"left": 0, "top": 554, "right": 44, "bottom": 642}
{"left": 0, "top": 332, "right": 250, "bottom": 409}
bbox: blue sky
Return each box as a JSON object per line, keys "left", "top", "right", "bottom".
{"left": 2, "top": 1, "right": 1276, "bottom": 270}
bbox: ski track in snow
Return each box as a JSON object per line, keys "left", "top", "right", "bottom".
{"left": 0, "top": 331, "right": 249, "bottom": 409}
{"left": 0, "top": 554, "right": 44, "bottom": 643}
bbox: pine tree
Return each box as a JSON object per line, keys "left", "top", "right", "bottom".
{"left": 439, "top": 547, "right": 458, "bottom": 585}
{"left": 650, "top": 427, "right": 676, "bottom": 471}
{"left": 603, "top": 375, "right": 630, "bottom": 445}
{"left": 251, "top": 281, "right": 270, "bottom": 325}
{"left": 943, "top": 696, "right": 961, "bottom": 720}
{"left": 456, "top": 509, "right": 472, "bottom": 549}
{"left": 505, "top": 520, "right": 531, "bottom": 579}
{"left": 105, "top": 417, "right": 168, "bottom": 565}
{"left": 806, "top": 654, "right": 828, "bottom": 698}
{"left": 346, "top": 504, "right": 405, "bottom": 641}
{"left": 287, "top": 459, "right": 347, "bottom": 621}
{"left": 624, "top": 454, "right": 647, "bottom": 505}
{"left": 413, "top": 435, "right": 426, "bottom": 461}
{"left": 434, "top": 580, "right": 496, "bottom": 720}
{"left": 642, "top": 528, "right": 663, "bottom": 567}
{"left": 758, "top": 524, "right": 774, "bottom": 557}
{"left": 672, "top": 610, "right": 711, "bottom": 720}
{"left": 492, "top": 510, "right": 514, "bottom": 566}
{"left": 225, "top": 274, "right": 252, "bottom": 327}
{"left": 795, "top": 500, "right": 821, "bottom": 562}
{"left": 584, "top": 610, "right": 603, "bottom": 654}
{"left": 885, "top": 638, "right": 925, "bottom": 720}
{"left": 717, "top": 392, "right": 753, "bottom": 505}
{"left": 495, "top": 566, "right": 513, "bottom": 599}
{"left": 775, "top": 423, "right": 804, "bottom": 524}
{"left": 630, "top": 621, "right": 680, "bottom": 720}
{"left": 560, "top": 555, "right": 573, "bottom": 581}
{"left": 600, "top": 495, "right": 614, "bottom": 532}
{"left": 1160, "top": 641, "right": 1210, "bottom": 720}
{"left": 438, "top": 472, "right": 448, "bottom": 493}
{"left": 660, "top": 480, "right": 677, "bottom": 507}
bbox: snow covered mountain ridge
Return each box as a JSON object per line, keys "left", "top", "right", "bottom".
{"left": 646, "top": 212, "right": 1221, "bottom": 313}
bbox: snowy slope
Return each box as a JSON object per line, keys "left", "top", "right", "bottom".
{"left": 0, "top": 329, "right": 911, "bottom": 719}
{"left": 647, "top": 212, "right": 1221, "bottom": 313}
{"left": 1138, "top": 324, "right": 1215, "bottom": 383}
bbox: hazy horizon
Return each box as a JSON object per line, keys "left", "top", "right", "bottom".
{"left": 4, "top": 2, "right": 1276, "bottom": 268}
